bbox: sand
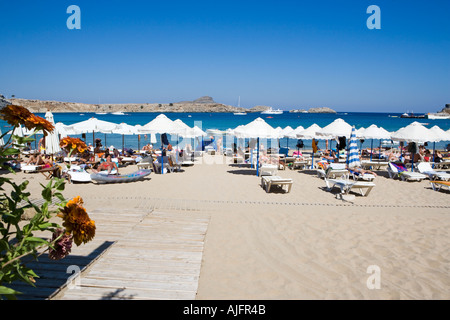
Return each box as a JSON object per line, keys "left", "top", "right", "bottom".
{"left": 4, "top": 153, "right": 450, "bottom": 299}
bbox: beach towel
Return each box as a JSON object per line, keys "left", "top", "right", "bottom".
{"left": 391, "top": 162, "right": 407, "bottom": 173}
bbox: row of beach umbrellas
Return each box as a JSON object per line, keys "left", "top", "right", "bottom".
{"left": 6, "top": 113, "right": 449, "bottom": 175}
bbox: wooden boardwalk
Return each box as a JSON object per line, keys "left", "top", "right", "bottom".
{"left": 9, "top": 207, "right": 210, "bottom": 300}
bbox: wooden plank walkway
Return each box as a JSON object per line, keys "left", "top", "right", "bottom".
{"left": 54, "top": 210, "right": 210, "bottom": 300}
{"left": 8, "top": 206, "right": 210, "bottom": 300}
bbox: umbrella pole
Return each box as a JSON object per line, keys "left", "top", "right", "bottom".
{"left": 122, "top": 135, "right": 124, "bottom": 155}
{"left": 256, "top": 137, "right": 260, "bottom": 176}
{"left": 432, "top": 142, "right": 435, "bottom": 168}
{"left": 370, "top": 139, "right": 373, "bottom": 161}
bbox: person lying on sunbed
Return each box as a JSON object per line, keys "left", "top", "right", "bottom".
{"left": 348, "top": 166, "right": 377, "bottom": 177}
{"left": 26, "top": 153, "right": 52, "bottom": 167}
{"left": 91, "top": 155, "right": 119, "bottom": 174}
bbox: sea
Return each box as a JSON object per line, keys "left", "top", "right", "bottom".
{"left": 2, "top": 111, "right": 449, "bottom": 151}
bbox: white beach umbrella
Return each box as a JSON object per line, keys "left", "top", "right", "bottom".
{"left": 140, "top": 114, "right": 183, "bottom": 174}
{"left": 429, "top": 125, "right": 450, "bottom": 142}
{"left": 391, "top": 121, "right": 440, "bottom": 143}
{"left": 296, "top": 124, "right": 322, "bottom": 169}
{"left": 233, "top": 117, "right": 280, "bottom": 175}
{"left": 281, "top": 126, "right": 295, "bottom": 138}
{"left": 391, "top": 122, "right": 441, "bottom": 171}
{"left": 141, "top": 114, "right": 181, "bottom": 135}
{"left": 317, "top": 118, "right": 353, "bottom": 139}
{"left": 428, "top": 125, "right": 450, "bottom": 164}
{"left": 233, "top": 117, "right": 280, "bottom": 139}
{"left": 44, "top": 110, "right": 61, "bottom": 155}
{"left": 296, "top": 124, "right": 322, "bottom": 139}
{"left": 360, "top": 124, "right": 392, "bottom": 161}
{"left": 68, "top": 117, "right": 120, "bottom": 148}
{"left": 68, "top": 117, "right": 120, "bottom": 134}
{"left": 112, "top": 123, "right": 139, "bottom": 153}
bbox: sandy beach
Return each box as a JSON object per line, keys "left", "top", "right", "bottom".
{"left": 5, "top": 153, "right": 450, "bottom": 300}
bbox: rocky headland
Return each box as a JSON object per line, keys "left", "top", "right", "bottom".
{"left": 290, "top": 107, "right": 337, "bottom": 113}
{"left": 2, "top": 94, "right": 337, "bottom": 114}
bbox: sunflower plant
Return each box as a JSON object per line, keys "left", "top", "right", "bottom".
{"left": 0, "top": 105, "right": 95, "bottom": 300}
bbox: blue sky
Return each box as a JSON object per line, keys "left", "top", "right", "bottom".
{"left": 0, "top": 0, "right": 449, "bottom": 112}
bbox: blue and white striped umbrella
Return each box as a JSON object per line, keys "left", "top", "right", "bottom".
{"left": 347, "top": 126, "right": 360, "bottom": 168}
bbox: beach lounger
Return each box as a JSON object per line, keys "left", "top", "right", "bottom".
{"left": 21, "top": 164, "right": 61, "bottom": 179}
{"left": 261, "top": 175, "right": 293, "bottom": 193}
{"left": 349, "top": 169, "right": 376, "bottom": 181}
{"left": 325, "top": 178, "right": 376, "bottom": 196}
{"left": 258, "top": 164, "right": 278, "bottom": 176}
{"left": 136, "top": 156, "right": 154, "bottom": 170}
{"left": 387, "top": 162, "right": 427, "bottom": 182}
{"left": 433, "top": 160, "right": 450, "bottom": 170}
{"left": 429, "top": 180, "right": 450, "bottom": 192}
{"left": 417, "top": 162, "right": 450, "bottom": 181}
{"left": 317, "top": 163, "right": 348, "bottom": 179}
{"left": 360, "top": 160, "right": 389, "bottom": 170}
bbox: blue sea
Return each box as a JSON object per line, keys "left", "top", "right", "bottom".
{"left": 2, "top": 112, "right": 449, "bottom": 151}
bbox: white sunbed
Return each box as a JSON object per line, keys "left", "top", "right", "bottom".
{"left": 417, "top": 162, "right": 450, "bottom": 181}
{"left": 317, "top": 163, "right": 349, "bottom": 179}
{"left": 325, "top": 178, "right": 376, "bottom": 197}
{"left": 387, "top": 162, "right": 427, "bottom": 182}
{"left": 261, "top": 175, "right": 293, "bottom": 193}
{"left": 258, "top": 164, "right": 278, "bottom": 176}
{"left": 360, "top": 160, "right": 389, "bottom": 170}
{"left": 429, "top": 180, "right": 450, "bottom": 192}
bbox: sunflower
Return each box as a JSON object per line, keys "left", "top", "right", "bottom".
{"left": 58, "top": 196, "right": 96, "bottom": 246}
{"left": 60, "top": 137, "right": 88, "bottom": 154}
{"left": 25, "top": 113, "right": 54, "bottom": 134}
{"left": 0, "top": 105, "right": 54, "bottom": 135}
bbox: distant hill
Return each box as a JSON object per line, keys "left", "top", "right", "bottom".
{"left": 6, "top": 96, "right": 248, "bottom": 113}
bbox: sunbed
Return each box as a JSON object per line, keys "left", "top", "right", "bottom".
{"left": 325, "top": 178, "right": 376, "bottom": 196}
{"left": 417, "top": 162, "right": 450, "bottom": 181}
{"left": 360, "top": 160, "right": 389, "bottom": 170}
{"left": 387, "top": 162, "right": 427, "bottom": 182}
{"left": 136, "top": 156, "right": 154, "bottom": 170}
{"left": 261, "top": 175, "right": 293, "bottom": 193}
{"left": 317, "top": 162, "right": 348, "bottom": 179}
{"left": 258, "top": 164, "right": 278, "bottom": 176}
{"left": 349, "top": 168, "right": 376, "bottom": 181}
{"left": 429, "top": 180, "right": 450, "bottom": 192}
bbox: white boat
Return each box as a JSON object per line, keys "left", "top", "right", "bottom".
{"left": 233, "top": 96, "right": 247, "bottom": 115}
{"left": 111, "top": 111, "right": 126, "bottom": 115}
{"left": 427, "top": 113, "right": 450, "bottom": 120}
{"left": 261, "top": 107, "right": 283, "bottom": 115}
{"left": 95, "top": 112, "right": 108, "bottom": 115}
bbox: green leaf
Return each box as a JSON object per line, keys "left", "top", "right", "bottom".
{"left": 41, "top": 187, "right": 52, "bottom": 202}
{"left": 0, "top": 286, "right": 21, "bottom": 299}
{"left": 24, "top": 237, "right": 49, "bottom": 245}
{"left": 1, "top": 148, "right": 20, "bottom": 156}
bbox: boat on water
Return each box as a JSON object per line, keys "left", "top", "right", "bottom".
{"left": 111, "top": 111, "right": 126, "bottom": 115}
{"left": 233, "top": 96, "right": 247, "bottom": 115}
{"left": 261, "top": 107, "right": 283, "bottom": 115}
{"left": 400, "top": 112, "right": 426, "bottom": 119}
{"left": 95, "top": 112, "right": 108, "bottom": 115}
{"left": 427, "top": 113, "right": 450, "bottom": 120}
